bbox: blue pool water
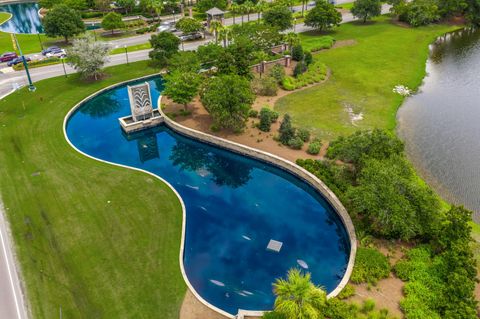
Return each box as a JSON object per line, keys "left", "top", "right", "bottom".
{"left": 65, "top": 77, "right": 351, "bottom": 315}
{"left": 0, "top": 2, "right": 43, "bottom": 34}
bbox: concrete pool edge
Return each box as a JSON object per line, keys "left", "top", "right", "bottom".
{"left": 62, "top": 75, "right": 356, "bottom": 319}
{"left": 157, "top": 97, "right": 357, "bottom": 313}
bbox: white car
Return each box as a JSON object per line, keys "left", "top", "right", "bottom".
{"left": 46, "top": 49, "right": 67, "bottom": 58}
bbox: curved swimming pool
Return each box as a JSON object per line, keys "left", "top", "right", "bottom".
{"left": 65, "top": 77, "right": 352, "bottom": 315}
{"left": 0, "top": 2, "right": 43, "bottom": 34}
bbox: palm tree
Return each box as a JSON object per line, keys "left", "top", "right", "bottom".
{"left": 255, "top": 0, "right": 268, "bottom": 23}
{"left": 147, "top": 0, "right": 164, "bottom": 22}
{"left": 273, "top": 268, "right": 326, "bottom": 319}
{"left": 218, "top": 26, "right": 230, "bottom": 47}
{"left": 244, "top": 0, "right": 254, "bottom": 22}
{"left": 231, "top": 3, "right": 239, "bottom": 24}
{"left": 209, "top": 20, "right": 223, "bottom": 44}
{"left": 239, "top": 4, "right": 246, "bottom": 25}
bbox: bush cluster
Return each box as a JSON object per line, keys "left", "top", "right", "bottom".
{"left": 351, "top": 247, "right": 390, "bottom": 285}
{"left": 252, "top": 76, "right": 278, "bottom": 96}
{"left": 307, "top": 141, "right": 322, "bottom": 155}
{"left": 258, "top": 107, "right": 279, "bottom": 132}
{"left": 282, "top": 61, "right": 328, "bottom": 90}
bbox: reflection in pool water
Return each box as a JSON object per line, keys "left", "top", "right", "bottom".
{"left": 0, "top": 2, "right": 43, "bottom": 34}
{"left": 66, "top": 77, "right": 351, "bottom": 315}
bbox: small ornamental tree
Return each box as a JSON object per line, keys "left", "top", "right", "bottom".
{"left": 149, "top": 32, "right": 180, "bottom": 67}
{"left": 43, "top": 4, "right": 85, "bottom": 43}
{"left": 168, "top": 51, "right": 201, "bottom": 72}
{"left": 101, "top": 12, "right": 125, "bottom": 35}
{"left": 263, "top": 5, "right": 293, "bottom": 31}
{"left": 163, "top": 71, "right": 201, "bottom": 110}
{"left": 279, "top": 113, "right": 295, "bottom": 145}
{"left": 67, "top": 35, "right": 110, "bottom": 80}
{"left": 201, "top": 74, "right": 254, "bottom": 132}
{"left": 304, "top": 1, "right": 342, "bottom": 31}
{"left": 351, "top": 0, "right": 382, "bottom": 23}
{"left": 176, "top": 17, "right": 203, "bottom": 34}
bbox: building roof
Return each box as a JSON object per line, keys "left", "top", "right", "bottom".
{"left": 205, "top": 7, "right": 225, "bottom": 16}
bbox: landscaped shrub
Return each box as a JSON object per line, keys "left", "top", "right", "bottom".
{"left": 281, "top": 61, "right": 327, "bottom": 90}
{"left": 307, "top": 141, "right": 322, "bottom": 155}
{"left": 81, "top": 11, "right": 104, "bottom": 19}
{"left": 252, "top": 76, "right": 278, "bottom": 96}
{"left": 13, "top": 57, "right": 61, "bottom": 70}
{"left": 249, "top": 109, "right": 259, "bottom": 118}
{"left": 291, "top": 44, "right": 304, "bottom": 61}
{"left": 304, "top": 51, "right": 313, "bottom": 65}
{"left": 395, "top": 0, "right": 440, "bottom": 27}
{"left": 297, "top": 128, "right": 310, "bottom": 142}
{"left": 262, "top": 311, "right": 286, "bottom": 319}
{"left": 337, "top": 284, "right": 355, "bottom": 299}
{"left": 279, "top": 114, "right": 296, "bottom": 145}
{"left": 288, "top": 136, "right": 304, "bottom": 149}
{"left": 268, "top": 64, "right": 286, "bottom": 84}
{"left": 361, "top": 299, "right": 376, "bottom": 313}
{"left": 351, "top": 247, "right": 390, "bottom": 285}
{"left": 258, "top": 107, "right": 279, "bottom": 132}
{"left": 309, "top": 36, "right": 335, "bottom": 52}
{"left": 293, "top": 61, "right": 307, "bottom": 77}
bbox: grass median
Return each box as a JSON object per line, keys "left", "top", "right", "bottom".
{"left": 0, "top": 61, "right": 186, "bottom": 318}
{"left": 275, "top": 16, "right": 460, "bottom": 139}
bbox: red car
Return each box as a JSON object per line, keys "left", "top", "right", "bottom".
{"left": 0, "top": 52, "right": 18, "bottom": 63}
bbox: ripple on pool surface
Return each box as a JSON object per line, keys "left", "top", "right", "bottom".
{"left": 65, "top": 77, "right": 351, "bottom": 315}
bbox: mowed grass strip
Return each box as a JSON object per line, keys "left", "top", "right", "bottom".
{"left": 0, "top": 12, "right": 11, "bottom": 24}
{"left": 275, "top": 16, "right": 459, "bottom": 139}
{"left": 0, "top": 61, "right": 186, "bottom": 318}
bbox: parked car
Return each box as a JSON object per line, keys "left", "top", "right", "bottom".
{"left": 177, "top": 32, "right": 203, "bottom": 41}
{"left": 7, "top": 57, "right": 31, "bottom": 67}
{"left": 157, "top": 21, "right": 177, "bottom": 33}
{"left": 0, "top": 52, "right": 18, "bottom": 63}
{"left": 42, "top": 46, "right": 60, "bottom": 56}
{"left": 46, "top": 48, "right": 67, "bottom": 58}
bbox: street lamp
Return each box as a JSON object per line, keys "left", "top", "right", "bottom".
{"left": 172, "top": 9, "right": 176, "bottom": 23}
{"left": 293, "top": 18, "right": 297, "bottom": 32}
{"left": 124, "top": 45, "right": 129, "bottom": 64}
{"left": 37, "top": 32, "right": 44, "bottom": 51}
{"left": 61, "top": 57, "right": 67, "bottom": 78}
{"left": 181, "top": 38, "right": 184, "bottom": 51}
{"left": 13, "top": 34, "right": 35, "bottom": 92}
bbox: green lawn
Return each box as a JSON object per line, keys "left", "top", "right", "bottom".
{"left": 0, "top": 12, "right": 11, "bottom": 24}
{"left": 0, "top": 61, "right": 186, "bottom": 318}
{"left": 0, "top": 31, "right": 58, "bottom": 55}
{"left": 275, "top": 16, "right": 460, "bottom": 139}
{"left": 335, "top": 2, "right": 354, "bottom": 10}
{"left": 110, "top": 42, "right": 151, "bottom": 55}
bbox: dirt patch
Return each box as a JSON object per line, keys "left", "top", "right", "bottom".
{"left": 180, "top": 290, "right": 228, "bottom": 319}
{"left": 332, "top": 39, "right": 358, "bottom": 49}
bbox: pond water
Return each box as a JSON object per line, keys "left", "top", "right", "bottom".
{"left": 65, "top": 77, "right": 351, "bottom": 315}
{"left": 0, "top": 2, "right": 43, "bottom": 34}
{"left": 397, "top": 28, "right": 480, "bottom": 221}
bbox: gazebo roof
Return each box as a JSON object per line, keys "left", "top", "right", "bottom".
{"left": 205, "top": 7, "right": 225, "bottom": 16}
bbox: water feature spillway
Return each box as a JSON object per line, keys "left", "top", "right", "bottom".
{"left": 0, "top": 2, "right": 43, "bottom": 34}
{"left": 65, "top": 77, "right": 351, "bottom": 315}
{"left": 397, "top": 29, "right": 480, "bottom": 221}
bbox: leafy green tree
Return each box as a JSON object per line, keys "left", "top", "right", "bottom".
{"left": 346, "top": 155, "right": 441, "bottom": 240}
{"left": 243, "top": 0, "right": 255, "bottom": 21}
{"left": 149, "top": 32, "right": 180, "bottom": 67}
{"left": 196, "top": 0, "right": 228, "bottom": 12}
{"left": 68, "top": 34, "right": 110, "bottom": 80}
{"left": 95, "top": 0, "right": 110, "bottom": 10}
{"left": 400, "top": 0, "right": 440, "bottom": 26}
{"left": 272, "top": 268, "right": 326, "bottom": 319}
{"left": 163, "top": 71, "right": 201, "bottom": 110}
{"left": 437, "top": 0, "right": 468, "bottom": 17}
{"left": 117, "top": 0, "right": 137, "bottom": 14}
{"left": 466, "top": 0, "right": 480, "bottom": 25}
{"left": 291, "top": 44, "right": 304, "bottom": 61}
{"left": 351, "top": 0, "right": 382, "bottom": 23}
{"left": 209, "top": 20, "right": 223, "bottom": 43}
{"left": 176, "top": 17, "right": 203, "bottom": 34}
{"left": 326, "top": 129, "right": 404, "bottom": 167}
{"left": 168, "top": 51, "right": 201, "bottom": 72}
{"left": 65, "top": 0, "right": 87, "bottom": 10}
{"left": 101, "top": 12, "right": 125, "bottom": 35}
{"left": 197, "top": 43, "right": 224, "bottom": 66}
{"left": 217, "top": 36, "right": 255, "bottom": 76}
{"left": 263, "top": 5, "right": 293, "bottom": 30}
{"left": 278, "top": 113, "right": 295, "bottom": 145}
{"left": 43, "top": 4, "right": 85, "bottom": 43}
{"left": 304, "top": 0, "right": 342, "bottom": 31}
{"left": 201, "top": 74, "right": 254, "bottom": 132}
{"left": 230, "top": 23, "right": 283, "bottom": 51}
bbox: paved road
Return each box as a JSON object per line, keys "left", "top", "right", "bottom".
{"left": 0, "top": 4, "right": 391, "bottom": 318}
